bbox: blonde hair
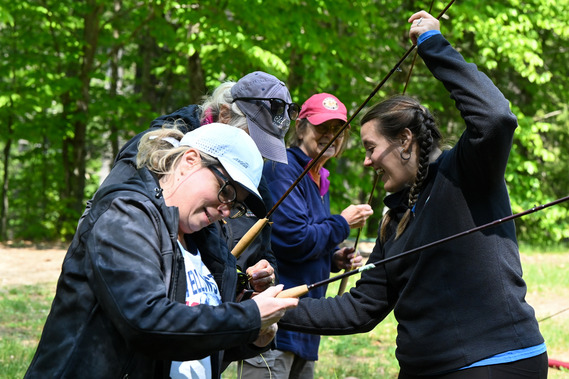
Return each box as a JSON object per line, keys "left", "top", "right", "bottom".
{"left": 137, "top": 123, "right": 218, "bottom": 178}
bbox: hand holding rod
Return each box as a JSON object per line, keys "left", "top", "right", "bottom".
{"left": 277, "top": 195, "right": 569, "bottom": 298}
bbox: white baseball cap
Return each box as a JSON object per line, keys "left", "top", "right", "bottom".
{"left": 179, "top": 123, "right": 265, "bottom": 218}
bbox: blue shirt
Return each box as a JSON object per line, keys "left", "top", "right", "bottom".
{"left": 461, "top": 343, "right": 546, "bottom": 370}
{"left": 418, "top": 29, "right": 441, "bottom": 45}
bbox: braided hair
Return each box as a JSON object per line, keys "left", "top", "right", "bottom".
{"left": 361, "top": 95, "right": 441, "bottom": 242}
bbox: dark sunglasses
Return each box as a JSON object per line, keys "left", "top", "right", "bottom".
{"left": 310, "top": 121, "right": 346, "bottom": 136}
{"left": 233, "top": 97, "right": 301, "bottom": 121}
{"left": 208, "top": 166, "right": 248, "bottom": 219}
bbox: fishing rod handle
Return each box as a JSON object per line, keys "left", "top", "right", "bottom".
{"left": 276, "top": 285, "right": 309, "bottom": 298}
{"left": 337, "top": 275, "right": 351, "bottom": 295}
{"left": 231, "top": 218, "right": 270, "bottom": 258}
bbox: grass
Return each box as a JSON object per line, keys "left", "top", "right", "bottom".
{"left": 0, "top": 285, "right": 54, "bottom": 378}
{"left": 1, "top": 252, "right": 568, "bottom": 379}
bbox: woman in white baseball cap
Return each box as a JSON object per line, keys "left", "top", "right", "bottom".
{"left": 25, "top": 123, "right": 298, "bottom": 379}
{"left": 139, "top": 122, "right": 268, "bottom": 227}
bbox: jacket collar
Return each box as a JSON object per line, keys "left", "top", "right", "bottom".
{"left": 288, "top": 146, "right": 311, "bottom": 166}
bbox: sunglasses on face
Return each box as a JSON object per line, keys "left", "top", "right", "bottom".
{"left": 208, "top": 166, "right": 248, "bottom": 219}
{"left": 310, "top": 121, "right": 346, "bottom": 136}
{"left": 233, "top": 97, "right": 301, "bottom": 121}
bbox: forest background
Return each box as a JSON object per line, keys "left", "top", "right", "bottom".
{"left": 1, "top": 0, "right": 568, "bottom": 247}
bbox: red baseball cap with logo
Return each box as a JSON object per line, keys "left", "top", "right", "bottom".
{"left": 298, "top": 93, "right": 348, "bottom": 125}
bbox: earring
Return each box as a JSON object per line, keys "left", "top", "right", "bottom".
{"left": 400, "top": 148, "right": 411, "bottom": 161}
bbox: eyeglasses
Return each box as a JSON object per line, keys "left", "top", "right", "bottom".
{"left": 208, "top": 166, "right": 248, "bottom": 219}
{"left": 233, "top": 97, "right": 301, "bottom": 121}
{"left": 310, "top": 121, "right": 346, "bottom": 136}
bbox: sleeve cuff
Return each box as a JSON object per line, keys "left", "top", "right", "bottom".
{"left": 418, "top": 30, "right": 441, "bottom": 46}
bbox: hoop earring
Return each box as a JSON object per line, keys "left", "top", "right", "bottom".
{"left": 400, "top": 148, "right": 411, "bottom": 161}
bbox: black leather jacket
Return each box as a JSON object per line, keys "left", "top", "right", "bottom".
{"left": 25, "top": 167, "right": 263, "bottom": 379}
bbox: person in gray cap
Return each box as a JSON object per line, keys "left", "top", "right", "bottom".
{"left": 229, "top": 71, "right": 299, "bottom": 164}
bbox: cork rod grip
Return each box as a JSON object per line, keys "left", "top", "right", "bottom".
{"left": 231, "top": 218, "right": 269, "bottom": 258}
{"left": 276, "top": 285, "right": 309, "bottom": 298}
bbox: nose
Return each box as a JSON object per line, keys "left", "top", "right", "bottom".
{"left": 217, "top": 203, "right": 232, "bottom": 218}
{"left": 323, "top": 129, "right": 335, "bottom": 137}
{"left": 363, "top": 156, "right": 373, "bottom": 167}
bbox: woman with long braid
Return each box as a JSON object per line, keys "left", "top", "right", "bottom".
{"left": 278, "top": 11, "right": 547, "bottom": 378}
{"left": 367, "top": 96, "right": 442, "bottom": 243}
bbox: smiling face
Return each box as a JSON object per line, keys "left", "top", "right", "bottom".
{"left": 298, "top": 119, "right": 345, "bottom": 162}
{"left": 361, "top": 120, "right": 418, "bottom": 193}
{"left": 160, "top": 149, "right": 248, "bottom": 235}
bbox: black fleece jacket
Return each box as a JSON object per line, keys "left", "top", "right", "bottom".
{"left": 278, "top": 34, "right": 543, "bottom": 376}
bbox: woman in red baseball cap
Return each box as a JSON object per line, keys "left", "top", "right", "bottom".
{"left": 239, "top": 93, "right": 374, "bottom": 379}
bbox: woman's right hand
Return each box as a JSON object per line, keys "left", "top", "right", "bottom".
{"left": 340, "top": 204, "right": 373, "bottom": 229}
{"left": 408, "top": 10, "right": 440, "bottom": 45}
{"left": 246, "top": 259, "right": 276, "bottom": 292}
{"left": 252, "top": 284, "right": 298, "bottom": 330}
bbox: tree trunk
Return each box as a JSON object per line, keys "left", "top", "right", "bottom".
{"left": 287, "top": 47, "right": 303, "bottom": 93}
{"left": 0, "top": 108, "right": 12, "bottom": 241}
{"left": 109, "top": 0, "right": 122, "bottom": 161}
{"left": 187, "top": 49, "right": 207, "bottom": 105}
{"left": 61, "top": 1, "right": 103, "bottom": 236}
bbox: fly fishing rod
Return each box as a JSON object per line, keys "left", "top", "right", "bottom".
{"left": 336, "top": 0, "right": 438, "bottom": 296}
{"left": 337, "top": 172, "right": 380, "bottom": 295}
{"left": 277, "top": 195, "right": 569, "bottom": 298}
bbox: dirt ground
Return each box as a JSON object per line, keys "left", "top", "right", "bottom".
{"left": 0, "top": 242, "right": 68, "bottom": 287}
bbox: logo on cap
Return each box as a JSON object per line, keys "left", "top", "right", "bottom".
{"left": 322, "top": 97, "right": 339, "bottom": 110}
{"left": 233, "top": 157, "right": 249, "bottom": 169}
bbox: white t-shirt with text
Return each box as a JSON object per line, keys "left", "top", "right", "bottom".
{"left": 170, "top": 241, "right": 222, "bottom": 379}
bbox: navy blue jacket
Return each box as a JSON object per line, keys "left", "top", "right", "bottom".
{"left": 279, "top": 34, "right": 544, "bottom": 375}
{"left": 263, "top": 147, "right": 350, "bottom": 360}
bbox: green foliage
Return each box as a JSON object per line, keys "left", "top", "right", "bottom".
{"left": 0, "top": 0, "right": 568, "bottom": 245}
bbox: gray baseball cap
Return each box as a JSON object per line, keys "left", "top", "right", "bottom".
{"left": 231, "top": 71, "right": 292, "bottom": 164}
